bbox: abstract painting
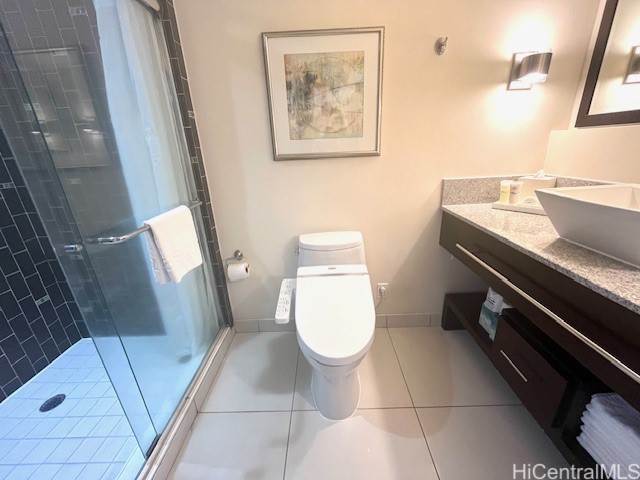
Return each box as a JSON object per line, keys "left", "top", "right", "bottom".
{"left": 284, "top": 51, "right": 364, "bottom": 140}
{"left": 263, "top": 27, "right": 384, "bottom": 160}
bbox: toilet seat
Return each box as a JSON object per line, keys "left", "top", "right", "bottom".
{"left": 295, "top": 265, "right": 375, "bottom": 366}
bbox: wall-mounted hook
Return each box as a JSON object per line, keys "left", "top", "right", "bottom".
{"left": 434, "top": 37, "right": 448, "bottom": 56}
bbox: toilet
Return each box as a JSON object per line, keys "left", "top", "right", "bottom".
{"left": 295, "top": 231, "right": 375, "bottom": 420}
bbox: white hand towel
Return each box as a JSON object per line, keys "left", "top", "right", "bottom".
{"left": 143, "top": 205, "right": 203, "bottom": 284}
{"left": 577, "top": 429, "right": 611, "bottom": 466}
{"left": 578, "top": 393, "right": 640, "bottom": 475}
{"left": 582, "top": 410, "right": 640, "bottom": 466}
{"left": 590, "top": 393, "right": 640, "bottom": 433}
{"left": 581, "top": 420, "right": 637, "bottom": 469}
{"left": 586, "top": 394, "right": 640, "bottom": 451}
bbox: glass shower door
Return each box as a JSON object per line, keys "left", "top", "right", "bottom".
{"left": 80, "top": 0, "right": 224, "bottom": 434}
{"left": 1, "top": 0, "right": 223, "bottom": 454}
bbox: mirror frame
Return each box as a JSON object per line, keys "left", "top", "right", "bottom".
{"left": 576, "top": 0, "right": 640, "bottom": 127}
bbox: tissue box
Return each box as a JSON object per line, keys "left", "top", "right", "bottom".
{"left": 518, "top": 175, "right": 557, "bottom": 200}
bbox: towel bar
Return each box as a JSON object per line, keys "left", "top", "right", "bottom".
{"left": 85, "top": 201, "right": 202, "bottom": 246}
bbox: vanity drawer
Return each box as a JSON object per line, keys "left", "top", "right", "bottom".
{"left": 493, "top": 314, "right": 569, "bottom": 429}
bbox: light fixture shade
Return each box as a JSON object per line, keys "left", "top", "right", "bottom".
{"left": 508, "top": 51, "right": 553, "bottom": 90}
{"left": 624, "top": 46, "right": 640, "bottom": 84}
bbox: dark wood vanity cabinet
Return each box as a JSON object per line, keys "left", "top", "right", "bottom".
{"left": 442, "top": 293, "right": 602, "bottom": 467}
{"left": 439, "top": 210, "right": 640, "bottom": 468}
{"left": 439, "top": 211, "right": 640, "bottom": 410}
{"left": 493, "top": 311, "right": 569, "bottom": 430}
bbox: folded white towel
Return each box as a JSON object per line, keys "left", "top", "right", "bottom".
{"left": 577, "top": 428, "right": 612, "bottom": 467}
{"left": 586, "top": 394, "right": 640, "bottom": 454}
{"left": 577, "top": 393, "right": 640, "bottom": 478}
{"left": 589, "top": 393, "right": 640, "bottom": 434}
{"left": 580, "top": 419, "right": 637, "bottom": 469}
{"left": 583, "top": 409, "right": 640, "bottom": 456}
{"left": 143, "top": 205, "right": 203, "bottom": 283}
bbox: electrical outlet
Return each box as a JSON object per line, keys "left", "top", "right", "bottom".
{"left": 377, "top": 283, "right": 389, "bottom": 299}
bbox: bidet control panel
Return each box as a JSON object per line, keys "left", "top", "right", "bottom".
{"left": 275, "top": 278, "right": 296, "bottom": 324}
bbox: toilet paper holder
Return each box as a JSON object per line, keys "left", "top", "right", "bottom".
{"left": 225, "top": 250, "right": 244, "bottom": 267}
{"left": 225, "top": 250, "right": 250, "bottom": 282}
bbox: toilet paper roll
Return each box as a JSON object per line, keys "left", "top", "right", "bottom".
{"left": 227, "top": 262, "right": 250, "bottom": 282}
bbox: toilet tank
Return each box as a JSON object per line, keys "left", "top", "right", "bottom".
{"left": 298, "top": 231, "right": 366, "bottom": 267}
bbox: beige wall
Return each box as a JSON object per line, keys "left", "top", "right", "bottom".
{"left": 175, "top": 0, "right": 599, "bottom": 320}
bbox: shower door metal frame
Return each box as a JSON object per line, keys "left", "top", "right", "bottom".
{"left": 155, "top": 0, "right": 234, "bottom": 328}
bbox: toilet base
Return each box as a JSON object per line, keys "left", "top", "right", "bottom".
{"left": 311, "top": 368, "right": 361, "bottom": 420}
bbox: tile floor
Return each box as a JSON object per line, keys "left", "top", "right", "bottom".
{"left": 169, "top": 328, "right": 568, "bottom": 480}
{"left": 0, "top": 339, "right": 144, "bottom": 480}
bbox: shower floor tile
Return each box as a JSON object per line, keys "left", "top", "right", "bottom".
{"left": 0, "top": 339, "right": 144, "bottom": 480}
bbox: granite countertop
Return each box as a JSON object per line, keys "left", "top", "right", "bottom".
{"left": 442, "top": 203, "right": 640, "bottom": 315}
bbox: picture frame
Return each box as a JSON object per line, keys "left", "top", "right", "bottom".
{"left": 262, "top": 27, "right": 384, "bottom": 160}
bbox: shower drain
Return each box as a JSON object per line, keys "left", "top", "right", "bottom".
{"left": 39, "top": 394, "right": 66, "bottom": 412}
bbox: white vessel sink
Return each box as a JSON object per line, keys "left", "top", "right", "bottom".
{"left": 536, "top": 184, "right": 640, "bottom": 268}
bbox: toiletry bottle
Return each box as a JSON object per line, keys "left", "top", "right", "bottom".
{"left": 509, "top": 181, "right": 523, "bottom": 205}
{"left": 499, "top": 180, "right": 510, "bottom": 204}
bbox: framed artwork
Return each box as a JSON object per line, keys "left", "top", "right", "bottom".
{"left": 262, "top": 27, "right": 384, "bottom": 160}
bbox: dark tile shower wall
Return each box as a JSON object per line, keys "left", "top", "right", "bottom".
{"left": 0, "top": 0, "right": 233, "bottom": 357}
{"left": 0, "top": 128, "right": 85, "bottom": 401}
{"left": 159, "top": 0, "right": 234, "bottom": 324}
{"left": 0, "top": 0, "right": 167, "bottom": 336}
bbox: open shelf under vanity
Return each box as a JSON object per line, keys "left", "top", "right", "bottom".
{"left": 442, "top": 293, "right": 606, "bottom": 469}
{"left": 439, "top": 209, "right": 640, "bottom": 471}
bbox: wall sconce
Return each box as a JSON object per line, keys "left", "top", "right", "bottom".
{"left": 507, "top": 51, "right": 553, "bottom": 90}
{"left": 624, "top": 46, "right": 640, "bottom": 84}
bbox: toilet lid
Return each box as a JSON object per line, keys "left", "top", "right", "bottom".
{"left": 299, "top": 231, "right": 363, "bottom": 251}
{"left": 295, "top": 268, "right": 375, "bottom": 366}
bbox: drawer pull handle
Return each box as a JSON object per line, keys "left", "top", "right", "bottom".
{"left": 500, "top": 349, "right": 528, "bottom": 383}
{"left": 455, "top": 243, "right": 640, "bottom": 386}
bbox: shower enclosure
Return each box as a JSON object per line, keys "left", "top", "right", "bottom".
{"left": 0, "top": 0, "right": 227, "bottom": 478}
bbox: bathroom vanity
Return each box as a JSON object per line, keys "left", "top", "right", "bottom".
{"left": 438, "top": 202, "right": 640, "bottom": 466}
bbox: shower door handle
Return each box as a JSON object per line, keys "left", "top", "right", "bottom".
{"left": 84, "top": 200, "right": 202, "bottom": 246}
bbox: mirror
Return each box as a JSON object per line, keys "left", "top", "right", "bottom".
{"left": 576, "top": 0, "right": 640, "bottom": 127}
